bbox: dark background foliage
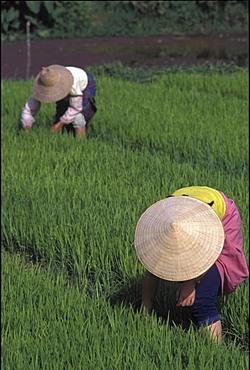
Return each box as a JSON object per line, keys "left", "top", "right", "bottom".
{"left": 1, "top": 1, "right": 248, "bottom": 41}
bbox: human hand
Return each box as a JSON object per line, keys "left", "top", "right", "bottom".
{"left": 51, "top": 121, "right": 64, "bottom": 133}
{"left": 139, "top": 305, "right": 152, "bottom": 320}
{"left": 176, "top": 280, "right": 196, "bottom": 306}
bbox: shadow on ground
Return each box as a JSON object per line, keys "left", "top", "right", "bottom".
{"left": 107, "top": 276, "right": 196, "bottom": 331}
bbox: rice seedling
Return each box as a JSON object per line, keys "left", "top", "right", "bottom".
{"left": 1, "top": 69, "right": 248, "bottom": 368}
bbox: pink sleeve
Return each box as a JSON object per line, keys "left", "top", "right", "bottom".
{"left": 60, "top": 96, "right": 83, "bottom": 124}
{"left": 21, "top": 94, "right": 41, "bottom": 128}
{"left": 215, "top": 193, "right": 249, "bottom": 295}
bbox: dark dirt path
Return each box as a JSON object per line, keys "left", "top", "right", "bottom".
{"left": 1, "top": 31, "right": 248, "bottom": 80}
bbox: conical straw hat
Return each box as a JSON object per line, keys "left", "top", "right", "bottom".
{"left": 134, "top": 196, "right": 225, "bottom": 281}
{"left": 33, "top": 65, "right": 73, "bottom": 103}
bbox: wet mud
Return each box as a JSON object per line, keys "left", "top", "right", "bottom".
{"left": 1, "top": 31, "right": 248, "bottom": 80}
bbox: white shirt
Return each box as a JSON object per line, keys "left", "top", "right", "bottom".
{"left": 66, "top": 66, "right": 88, "bottom": 96}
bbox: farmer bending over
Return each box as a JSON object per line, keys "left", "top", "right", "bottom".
{"left": 134, "top": 186, "right": 249, "bottom": 341}
{"left": 20, "top": 64, "right": 97, "bottom": 137}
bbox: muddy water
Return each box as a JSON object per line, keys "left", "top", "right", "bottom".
{"left": 1, "top": 31, "right": 248, "bottom": 80}
{"left": 124, "top": 39, "right": 248, "bottom": 67}
{"left": 73, "top": 32, "right": 248, "bottom": 68}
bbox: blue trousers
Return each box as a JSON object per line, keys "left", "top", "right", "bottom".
{"left": 189, "top": 264, "right": 221, "bottom": 327}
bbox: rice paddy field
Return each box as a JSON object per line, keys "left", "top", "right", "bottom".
{"left": 1, "top": 68, "right": 249, "bottom": 369}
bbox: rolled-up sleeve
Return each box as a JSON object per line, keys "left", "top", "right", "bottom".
{"left": 60, "top": 96, "right": 83, "bottom": 124}
{"left": 21, "top": 94, "right": 41, "bottom": 128}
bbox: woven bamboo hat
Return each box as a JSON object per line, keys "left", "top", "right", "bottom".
{"left": 134, "top": 196, "right": 225, "bottom": 281}
{"left": 33, "top": 65, "right": 73, "bottom": 103}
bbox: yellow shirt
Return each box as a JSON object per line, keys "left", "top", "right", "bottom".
{"left": 171, "top": 186, "right": 226, "bottom": 220}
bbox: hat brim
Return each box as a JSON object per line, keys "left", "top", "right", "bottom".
{"left": 134, "top": 196, "right": 224, "bottom": 281}
{"left": 33, "top": 65, "right": 74, "bottom": 103}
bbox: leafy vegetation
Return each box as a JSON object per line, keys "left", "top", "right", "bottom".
{"left": 89, "top": 60, "right": 248, "bottom": 83}
{"left": 1, "top": 1, "right": 248, "bottom": 40}
{"left": 1, "top": 1, "right": 58, "bottom": 36}
{"left": 1, "top": 69, "right": 249, "bottom": 368}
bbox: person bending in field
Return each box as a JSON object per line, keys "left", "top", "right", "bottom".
{"left": 134, "top": 186, "right": 249, "bottom": 341}
{"left": 20, "top": 64, "right": 97, "bottom": 138}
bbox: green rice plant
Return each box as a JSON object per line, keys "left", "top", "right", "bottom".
{"left": 2, "top": 251, "right": 249, "bottom": 369}
{"left": 1, "top": 70, "right": 249, "bottom": 368}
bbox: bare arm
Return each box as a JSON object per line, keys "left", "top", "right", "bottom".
{"left": 142, "top": 270, "right": 160, "bottom": 315}
{"left": 176, "top": 273, "right": 206, "bottom": 306}
{"left": 51, "top": 121, "right": 64, "bottom": 133}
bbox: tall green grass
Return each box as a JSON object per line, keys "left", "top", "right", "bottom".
{"left": 2, "top": 251, "right": 248, "bottom": 370}
{"left": 1, "top": 70, "right": 249, "bottom": 368}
